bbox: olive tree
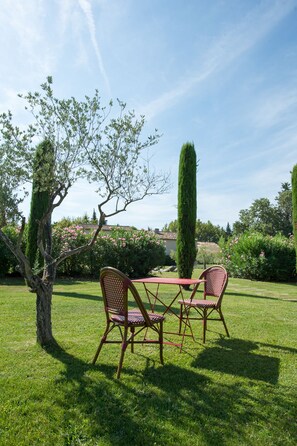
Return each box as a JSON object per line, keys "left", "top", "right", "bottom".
{"left": 0, "top": 77, "right": 169, "bottom": 346}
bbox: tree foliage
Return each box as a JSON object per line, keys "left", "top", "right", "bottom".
{"left": 162, "top": 220, "right": 178, "bottom": 233}
{"left": 233, "top": 183, "right": 292, "bottom": 237}
{"left": 176, "top": 142, "right": 197, "bottom": 279}
{"left": 0, "top": 77, "right": 169, "bottom": 345}
{"left": 162, "top": 218, "right": 227, "bottom": 243}
{"left": 220, "top": 231, "right": 295, "bottom": 282}
{"left": 25, "top": 140, "right": 54, "bottom": 271}
{"left": 196, "top": 219, "right": 226, "bottom": 242}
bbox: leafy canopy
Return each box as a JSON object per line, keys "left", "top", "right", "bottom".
{"left": 0, "top": 76, "right": 169, "bottom": 226}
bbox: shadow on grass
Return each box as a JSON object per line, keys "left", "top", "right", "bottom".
{"left": 191, "top": 338, "right": 280, "bottom": 384}
{"left": 43, "top": 339, "right": 297, "bottom": 446}
{"left": 53, "top": 291, "right": 102, "bottom": 301}
{"left": 52, "top": 290, "right": 169, "bottom": 315}
{"left": 225, "top": 290, "right": 297, "bottom": 301}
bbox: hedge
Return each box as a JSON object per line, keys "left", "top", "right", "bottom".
{"left": 220, "top": 231, "right": 296, "bottom": 281}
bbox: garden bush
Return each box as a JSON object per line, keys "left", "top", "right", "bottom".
{"left": 52, "top": 225, "right": 92, "bottom": 276}
{"left": 220, "top": 231, "right": 296, "bottom": 281}
{"left": 91, "top": 229, "right": 166, "bottom": 277}
{"left": 52, "top": 226, "right": 166, "bottom": 278}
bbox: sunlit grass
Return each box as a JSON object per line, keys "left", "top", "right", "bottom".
{"left": 0, "top": 271, "right": 296, "bottom": 445}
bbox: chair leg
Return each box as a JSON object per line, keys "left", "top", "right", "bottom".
{"left": 219, "top": 308, "right": 230, "bottom": 337}
{"left": 130, "top": 327, "right": 135, "bottom": 353}
{"left": 117, "top": 326, "right": 128, "bottom": 379}
{"left": 92, "top": 322, "right": 110, "bottom": 364}
{"left": 202, "top": 309, "right": 207, "bottom": 343}
{"left": 159, "top": 321, "right": 164, "bottom": 365}
{"left": 179, "top": 305, "right": 183, "bottom": 334}
{"left": 180, "top": 305, "right": 195, "bottom": 351}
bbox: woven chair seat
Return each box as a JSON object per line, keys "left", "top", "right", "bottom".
{"left": 111, "top": 309, "right": 165, "bottom": 326}
{"left": 178, "top": 299, "right": 216, "bottom": 308}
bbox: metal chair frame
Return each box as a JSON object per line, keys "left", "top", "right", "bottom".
{"left": 179, "top": 265, "right": 229, "bottom": 345}
{"left": 92, "top": 267, "right": 164, "bottom": 378}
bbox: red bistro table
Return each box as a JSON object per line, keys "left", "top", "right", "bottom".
{"left": 132, "top": 276, "right": 205, "bottom": 345}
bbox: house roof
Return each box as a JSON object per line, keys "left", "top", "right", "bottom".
{"left": 153, "top": 231, "right": 177, "bottom": 240}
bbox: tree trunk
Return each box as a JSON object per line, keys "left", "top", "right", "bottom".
{"left": 35, "top": 282, "right": 54, "bottom": 346}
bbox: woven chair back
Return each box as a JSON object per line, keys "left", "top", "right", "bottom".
{"left": 100, "top": 267, "right": 152, "bottom": 325}
{"left": 200, "top": 266, "right": 228, "bottom": 306}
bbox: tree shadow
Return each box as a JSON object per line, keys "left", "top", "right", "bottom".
{"left": 191, "top": 338, "right": 280, "bottom": 384}
{"left": 44, "top": 341, "right": 173, "bottom": 445}
{"left": 52, "top": 291, "right": 156, "bottom": 315}
{"left": 225, "top": 290, "right": 297, "bottom": 302}
{"left": 42, "top": 339, "right": 297, "bottom": 446}
{"left": 53, "top": 291, "right": 102, "bottom": 301}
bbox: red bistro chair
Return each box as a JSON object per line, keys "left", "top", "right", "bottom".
{"left": 178, "top": 265, "right": 229, "bottom": 344}
{"left": 92, "top": 267, "right": 165, "bottom": 379}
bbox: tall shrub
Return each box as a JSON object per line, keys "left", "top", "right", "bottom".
{"left": 292, "top": 164, "right": 297, "bottom": 272}
{"left": 52, "top": 225, "right": 91, "bottom": 276}
{"left": 177, "top": 142, "right": 197, "bottom": 280}
{"left": 220, "top": 231, "right": 296, "bottom": 282}
{"left": 52, "top": 227, "right": 166, "bottom": 278}
{"left": 26, "top": 140, "right": 54, "bottom": 271}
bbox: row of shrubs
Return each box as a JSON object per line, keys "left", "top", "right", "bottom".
{"left": 219, "top": 231, "right": 296, "bottom": 282}
{"left": 0, "top": 226, "right": 296, "bottom": 281}
{"left": 0, "top": 225, "right": 166, "bottom": 278}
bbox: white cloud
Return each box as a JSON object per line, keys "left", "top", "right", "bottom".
{"left": 78, "top": 0, "right": 111, "bottom": 95}
{"left": 140, "top": 0, "right": 297, "bottom": 120}
{"left": 252, "top": 87, "right": 297, "bottom": 128}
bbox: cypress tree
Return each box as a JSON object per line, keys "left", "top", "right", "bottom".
{"left": 292, "top": 164, "right": 297, "bottom": 272}
{"left": 176, "top": 142, "right": 197, "bottom": 281}
{"left": 26, "top": 140, "right": 54, "bottom": 272}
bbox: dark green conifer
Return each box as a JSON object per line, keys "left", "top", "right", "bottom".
{"left": 26, "top": 140, "right": 54, "bottom": 272}
{"left": 176, "top": 142, "right": 197, "bottom": 280}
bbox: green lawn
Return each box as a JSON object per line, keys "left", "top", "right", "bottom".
{"left": 0, "top": 271, "right": 296, "bottom": 446}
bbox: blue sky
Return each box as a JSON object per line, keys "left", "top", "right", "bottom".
{"left": 1, "top": 0, "right": 297, "bottom": 230}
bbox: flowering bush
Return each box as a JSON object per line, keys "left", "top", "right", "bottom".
{"left": 52, "top": 226, "right": 166, "bottom": 278}
{"left": 220, "top": 232, "right": 296, "bottom": 281}
{"left": 52, "top": 225, "right": 92, "bottom": 276}
{"left": 0, "top": 225, "right": 166, "bottom": 278}
{"left": 91, "top": 229, "right": 166, "bottom": 278}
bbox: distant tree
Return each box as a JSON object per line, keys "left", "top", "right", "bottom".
{"left": 92, "top": 208, "right": 97, "bottom": 224}
{"left": 0, "top": 169, "right": 22, "bottom": 227}
{"left": 233, "top": 184, "right": 293, "bottom": 237}
{"left": 162, "top": 220, "right": 178, "bottom": 232}
{"left": 176, "top": 142, "right": 197, "bottom": 281}
{"left": 225, "top": 222, "right": 232, "bottom": 238}
{"left": 233, "top": 198, "right": 279, "bottom": 236}
{"left": 274, "top": 182, "right": 292, "bottom": 236}
{"left": 26, "top": 140, "right": 53, "bottom": 271}
{"left": 163, "top": 218, "right": 225, "bottom": 242}
{"left": 0, "top": 77, "right": 169, "bottom": 346}
{"left": 196, "top": 219, "right": 224, "bottom": 243}
{"left": 292, "top": 165, "right": 297, "bottom": 271}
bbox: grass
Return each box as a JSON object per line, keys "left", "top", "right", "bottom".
{"left": 0, "top": 270, "right": 296, "bottom": 446}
